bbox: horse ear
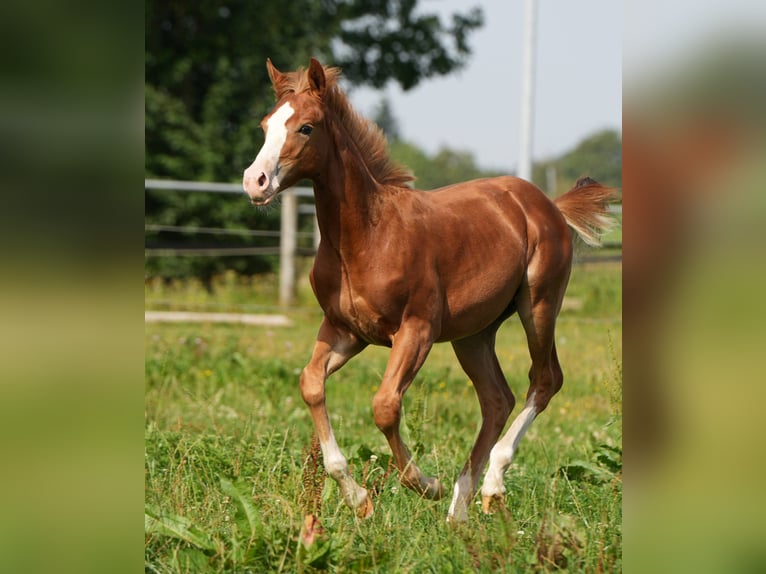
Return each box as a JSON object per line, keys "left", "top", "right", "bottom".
{"left": 266, "top": 58, "right": 283, "bottom": 85}
{"left": 308, "top": 58, "right": 326, "bottom": 97}
{"left": 267, "top": 58, "right": 291, "bottom": 97}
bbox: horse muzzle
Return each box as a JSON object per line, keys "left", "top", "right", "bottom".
{"left": 243, "top": 169, "right": 279, "bottom": 205}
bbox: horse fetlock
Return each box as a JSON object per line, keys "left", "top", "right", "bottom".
{"left": 400, "top": 472, "right": 444, "bottom": 500}
{"left": 488, "top": 448, "right": 512, "bottom": 471}
{"left": 323, "top": 455, "right": 349, "bottom": 480}
{"left": 339, "top": 482, "right": 373, "bottom": 518}
{"left": 481, "top": 462, "right": 508, "bottom": 497}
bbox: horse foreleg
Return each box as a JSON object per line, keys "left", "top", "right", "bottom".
{"left": 372, "top": 321, "right": 444, "bottom": 500}
{"left": 300, "top": 319, "right": 371, "bottom": 517}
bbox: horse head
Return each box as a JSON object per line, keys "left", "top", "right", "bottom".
{"left": 243, "top": 58, "right": 330, "bottom": 205}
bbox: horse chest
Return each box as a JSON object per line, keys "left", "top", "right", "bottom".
{"left": 343, "top": 291, "right": 395, "bottom": 344}
{"left": 311, "top": 260, "right": 399, "bottom": 345}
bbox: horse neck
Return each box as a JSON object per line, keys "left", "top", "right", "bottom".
{"left": 312, "top": 123, "right": 384, "bottom": 251}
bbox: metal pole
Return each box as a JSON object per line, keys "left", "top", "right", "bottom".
{"left": 313, "top": 214, "right": 321, "bottom": 253}
{"left": 517, "top": 0, "right": 537, "bottom": 182}
{"left": 546, "top": 164, "right": 557, "bottom": 196}
{"left": 279, "top": 189, "right": 297, "bottom": 307}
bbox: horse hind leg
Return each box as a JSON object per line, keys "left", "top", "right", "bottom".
{"left": 447, "top": 325, "right": 515, "bottom": 522}
{"left": 480, "top": 279, "right": 566, "bottom": 513}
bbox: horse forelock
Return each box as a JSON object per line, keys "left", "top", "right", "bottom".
{"left": 272, "top": 64, "right": 342, "bottom": 99}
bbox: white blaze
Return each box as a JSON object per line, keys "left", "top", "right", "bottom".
{"left": 244, "top": 102, "right": 294, "bottom": 192}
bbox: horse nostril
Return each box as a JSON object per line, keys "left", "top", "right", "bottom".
{"left": 258, "top": 173, "right": 267, "bottom": 188}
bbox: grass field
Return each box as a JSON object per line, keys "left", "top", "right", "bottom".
{"left": 145, "top": 262, "right": 622, "bottom": 573}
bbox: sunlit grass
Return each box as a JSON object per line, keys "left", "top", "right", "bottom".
{"left": 145, "top": 263, "right": 621, "bottom": 572}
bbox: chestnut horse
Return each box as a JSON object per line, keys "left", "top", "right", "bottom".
{"left": 243, "top": 58, "right": 616, "bottom": 522}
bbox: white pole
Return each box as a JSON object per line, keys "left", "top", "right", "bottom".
{"left": 517, "top": 0, "right": 537, "bottom": 182}
{"left": 279, "top": 188, "right": 297, "bottom": 307}
{"left": 313, "top": 211, "right": 321, "bottom": 253}
{"left": 546, "top": 164, "right": 557, "bottom": 196}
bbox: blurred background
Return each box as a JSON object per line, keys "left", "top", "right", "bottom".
{"left": 1, "top": 0, "right": 764, "bottom": 571}
{"left": 144, "top": 0, "right": 621, "bottom": 289}
{"left": 143, "top": 5, "right": 624, "bottom": 572}
{"left": 624, "top": 0, "right": 766, "bottom": 571}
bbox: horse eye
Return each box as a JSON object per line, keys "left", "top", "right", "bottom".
{"left": 298, "top": 124, "right": 313, "bottom": 136}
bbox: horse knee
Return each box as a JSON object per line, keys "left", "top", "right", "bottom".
{"left": 300, "top": 367, "right": 325, "bottom": 407}
{"left": 372, "top": 391, "right": 400, "bottom": 435}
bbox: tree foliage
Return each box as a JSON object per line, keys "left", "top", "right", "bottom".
{"left": 372, "top": 97, "right": 401, "bottom": 142}
{"left": 145, "top": 0, "right": 482, "bottom": 182}
{"left": 389, "top": 141, "right": 502, "bottom": 191}
{"left": 533, "top": 129, "right": 622, "bottom": 194}
{"left": 145, "top": 0, "right": 483, "bottom": 281}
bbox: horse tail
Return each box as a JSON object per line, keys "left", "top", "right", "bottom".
{"left": 553, "top": 176, "right": 618, "bottom": 247}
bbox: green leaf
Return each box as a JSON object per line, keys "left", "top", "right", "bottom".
{"left": 220, "top": 478, "right": 258, "bottom": 539}
{"left": 594, "top": 444, "right": 622, "bottom": 473}
{"left": 351, "top": 444, "right": 391, "bottom": 468}
{"left": 556, "top": 461, "right": 612, "bottom": 484}
{"left": 172, "top": 548, "right": 213, "bottom": 573}
{"left": 145, "top": 505, "right": 216, "bottom": 551}
{"left": 304, "top": 538, "right": 334, "bottom": 569}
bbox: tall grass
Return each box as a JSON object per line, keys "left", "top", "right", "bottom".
{"left": 145, "top": 263, "right": 621, "bottom": 572}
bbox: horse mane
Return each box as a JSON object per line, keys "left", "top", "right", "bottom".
{"left": 274, "top": 64, "right": 414, "bottom": 188}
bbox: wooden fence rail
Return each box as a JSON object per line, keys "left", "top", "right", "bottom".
{"left": 146, "top": 179, "right": 619, "bottom": 306}
{"left": 145, "top": 179, "right": 316, "bottom": 306}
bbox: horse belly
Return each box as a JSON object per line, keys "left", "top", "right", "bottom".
{"left": 436, "top": 260, "right": 526, "bottom": 342}
{"left": 437, "top": 294, "right": 518, "bottom": 343}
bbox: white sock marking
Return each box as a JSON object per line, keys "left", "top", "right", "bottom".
{"left": 482, "top": 394, "right": 538, "bottom": 498}
{"left": 319, "top": 428, "right": 348, "bottom": 478}
{"left": 319, "top": 428, "right": 368, "bottom": 509}
{"left": 447, "top": 473, "right": 474, "bottom": 522}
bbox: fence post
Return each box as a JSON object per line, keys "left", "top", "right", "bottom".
{"left": 279, "top": 189, "right": 297, "bottom": 307}
{"left": 313, "top": 212, "right": 321, "bottom": 252}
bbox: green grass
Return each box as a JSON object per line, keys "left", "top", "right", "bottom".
{"left": 145, "top": 263, "right": 621, "bottom": 572}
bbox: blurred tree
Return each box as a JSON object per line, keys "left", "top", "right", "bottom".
{"left": 373, "top": 97, "right": 401, "bottom": 142}
{"left": 146, "top": 0, "right": 482, "bottom": 181}
{"left": 533, "top": 129, "right": 622, "bottom": 194}
{"left": 145, "top": 0, "right": 483, "bottom": 282}
{"left": 390, "top": 141, "right": 502, "bottom": 190}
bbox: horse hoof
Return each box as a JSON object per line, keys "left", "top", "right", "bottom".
{"left": 446, "top": 508, "right": 469, "bottom": 524}
{"left": 355, "top": 495, "right": 374, "bottom": 519}
{"left": 400, "top": 474, "right": 445, "bottom": 500}
{"left": 481, "top": 493, "right": 505, "bottom": 514}
{"left": 422, "top": 477, "right": 445, "bottom": 500}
